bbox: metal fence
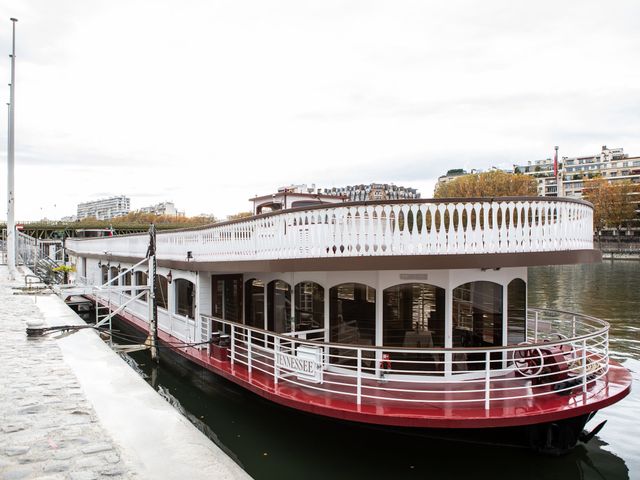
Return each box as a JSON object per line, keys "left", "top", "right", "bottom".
{"left": 194, "top": 309, "right": 609, "bottom": 409}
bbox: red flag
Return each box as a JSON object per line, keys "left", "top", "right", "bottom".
{"left": 553, "top": 150, "right": 558, "bottom": 177}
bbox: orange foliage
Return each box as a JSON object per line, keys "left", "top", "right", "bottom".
{"left": 434, "top": 170, "right": 537, "bottom": 198}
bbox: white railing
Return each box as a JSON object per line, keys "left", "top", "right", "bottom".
{"left": 199, "top": 308, "right": 608, "bottom": 409}
{"left": 66, "top": 198, "right": 594, "bottom": 262}
{"left": 16, "top": 231, "right": 64, "bottom": 267}
{"left": 91, "top": 291, "right": 197, "bottom": 344}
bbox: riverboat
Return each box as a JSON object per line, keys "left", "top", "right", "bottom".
{"left": 65, "top": 195, "right": 632, "bottom": 454}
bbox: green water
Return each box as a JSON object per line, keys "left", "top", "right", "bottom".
{"left": 127, "top": 261, "right": 639, "bottom": 480}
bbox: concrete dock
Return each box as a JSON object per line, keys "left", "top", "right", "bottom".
{"left": 0, "top": 265, "right": 251, "bottom": 480}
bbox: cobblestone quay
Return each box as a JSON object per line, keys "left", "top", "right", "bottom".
{"left": 0, "top": 266, "right": 250, "bottom": 480}
{"left": 0, "top": 269, "right": 132, "bottom": 480}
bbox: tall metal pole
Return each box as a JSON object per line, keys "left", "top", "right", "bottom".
{"left": 555, "top": 145, "right": 562, "bottom": 197}
{"left": 7, "top": 18, "right": 18, "bottom": 275}
{"left": 147, "top": 224, "right": 159, "bottom": 363}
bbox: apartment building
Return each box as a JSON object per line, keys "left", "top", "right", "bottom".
{"left": 514, "top": 146, "right": 640, "bottom": 198}
{"left": 77, "top": 196, "right": 130, "bottom": 220}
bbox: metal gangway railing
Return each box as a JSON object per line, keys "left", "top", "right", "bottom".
{"left": 13, "top": 231, "right": 65, "bottom": 283}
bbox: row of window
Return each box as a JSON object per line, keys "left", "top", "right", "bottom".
{"left": 241, "top": 278, "right": 526, "bottom": 349}
{"left": 101, "top": 267, "right": 526, "bottom": 354}
{"left": 101, "top": 266, "right": 177, "bottom": 316}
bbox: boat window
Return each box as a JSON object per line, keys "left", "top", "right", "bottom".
{"left": 122, "top": 269, "right": 132, "bottom": 295}
{"left": 135, "top": 271, "right": 148, "bottom": 302}
{"left": 268, "top": 280, "right": 291, "bottom": 333}
{"left": 290, "top": 200, "right": 321, "bottom": 209}
{"left": 507, "top": 279, "right": 526, "bottom": 345}
{"left": 452, "top": 281, "right": 503, "bottom": 371}
{"left": 109, "top": 266, "right": 119, "bottom": 286}
{"left": 156, "top": 275, "right": 168, "bottom": 310}
{"left": 330, "top": 283, "right": 376, "bottom": 367}
{"left": 245, "top": 279, "right": 265, "bottom": 329}
{"left": 212, "top": 275, "right": 243, "bottom": 323}
{"left": 383, "top": 283, "right": 446, "bottom": 374}
{"left": 175, "top": 279, "right": 195, "bottom": 319}
{"left": 383, "top": 283, "right": 445, "bottom": 348}
{"left": 101, "top": 265, "right": 108, "bottom": 285}
{"left": 453, "top": 281, "right": 503, "bottom": 347}
{"left": 294, "top": 282, "right": 324, "bottom": 332}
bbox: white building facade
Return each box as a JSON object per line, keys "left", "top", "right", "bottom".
{"left": 514, "top": 146, "right": 640, "bottom": 199}
{"left": 77, "top": 196, "right": 130, "bottom": 220}
{"left": 139, "top": 202, "right": 185, "bottom": 217}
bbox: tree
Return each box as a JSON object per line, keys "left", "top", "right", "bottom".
{"left": 102, "top": 212, "right": 216, "bottom": 226}
{"left": 434, "top": 170, "right": 538, "bottom": 198}
{"left": 583, "top": 178, "right": 638, "bottom": 240}
{"left": 226, "top": 211, "right": 253, "bottom": 221}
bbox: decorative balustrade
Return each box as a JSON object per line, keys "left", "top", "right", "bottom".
{"left": 66, "top": 198, "right": 594, "bottom": 262}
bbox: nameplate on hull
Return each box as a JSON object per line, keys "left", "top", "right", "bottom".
{"left": 276, "top": 346, "right": 323, "bottom": 384}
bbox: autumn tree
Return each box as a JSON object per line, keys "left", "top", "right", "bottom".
{"left": 434, "top": 170, "right": 537, "bottom": 198}
{"left": 583, "top": 178, "right": 638, "bottom": 240}
{"left": 79, "top": 212, "right": 217, "bottom": 227}
{"left": 226, "top": 211, "right": 252, "bottom": 221}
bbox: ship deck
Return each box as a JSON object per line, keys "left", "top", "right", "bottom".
{"left": 115, "top": 308, "right": 631, "bottom": 429}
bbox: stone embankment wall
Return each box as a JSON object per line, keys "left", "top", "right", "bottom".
{"left": 596, "top": 237, "right": 640, "bottom": 259}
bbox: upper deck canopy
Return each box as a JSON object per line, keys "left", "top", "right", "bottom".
{"left": 66, "top": 197, "right": 600, "bottom": 271}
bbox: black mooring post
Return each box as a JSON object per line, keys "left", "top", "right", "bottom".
{"left": 148, "top": 224, "right": 159, "bottom": 363}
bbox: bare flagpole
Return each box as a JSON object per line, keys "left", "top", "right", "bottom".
{"left": 7, "top": 18, "right": 18, "bottom": 276}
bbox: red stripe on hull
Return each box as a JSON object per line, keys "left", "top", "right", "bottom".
{"left": 112, "top": 308, "right": 632, "bottom": 429}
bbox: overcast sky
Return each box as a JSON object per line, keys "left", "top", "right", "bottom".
{"left": 0, "top": 0, "right": 639, "bottom": 220}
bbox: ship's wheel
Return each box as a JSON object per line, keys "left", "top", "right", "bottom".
{"left": 513, "top": 344, "right": 544, "bottom": 377}
{"left": 551, "top": 334, "right": 579, "bottom": 373}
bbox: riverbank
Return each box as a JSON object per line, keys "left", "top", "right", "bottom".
{"left": 0, "top": 265, "right": 251, "bottom": 480}
{"left": 601, "top": 252, "right": 640, "bottom": 260}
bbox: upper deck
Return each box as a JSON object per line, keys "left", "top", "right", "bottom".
{"left": 66, "top": 197, "right": 599, "bottom": 271}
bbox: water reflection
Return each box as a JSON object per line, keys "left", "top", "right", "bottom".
{"left": 528, "top": 260, "right": 640, "bottom": 360}
{"left": 127, "top": 348, "right": 630, "bottom": 480}
{"left": 122, "top": 261, "right": 638, "bottom": 480}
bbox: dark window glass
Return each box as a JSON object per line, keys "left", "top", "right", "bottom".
{"left": 175, "top": 279, "right": 195, "bottom": 319}
{"left": 452, "top": 281, "right": 503, "bottom": 371}
{"left": 122, "top": 270, "right": 132, "bottom": 295}
{"left": 294, "top": 282, "right": 324, "bottom": 331}
{"left": 156, "top": 275, "right": 168, "bottom": 310}
{"left": 244, "top": 279, "right": 265, "bottom": 329}
{"left": 267, "top": 280, "right": 291, "bottom": 333}
{"left": 135, "top": 271, "right": 148, "bottom": 301}
{"left": 330, "top": 283, "right": 376, "bottom": 367}
{"left": 211, "top": 275, "right": 243, "bottom": 334}
{"left": 224, "top": 277, "right": 242, "bottom": 323}
{"left": 213, "top": 280, "right": 224, "bottom": 318}
{"left": 109, "top": 266, "right": 119, "bottom": 286}
{"left": 507, "top": 279, "right": 526, "bottom": 345}
{"left": 101, "top": 265, "right": 108, "bottom": 285}
{"left": 383, "top": 283, "right": 445, "bottom": 374}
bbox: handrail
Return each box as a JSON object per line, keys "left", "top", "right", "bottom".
{"left": 201, "top": 308, "right": 609, "bottom": 409}
{"left": 66, "top": 198, "right": 595, "bottom": 262}
{"left": 201, "top": 310, "right": 608, "bottom": 353}
{"left": 65, "top": 196, "right": 595, "bottom": 241}
{"left": 94, "top": 284, "right": 610, "bottom": 410}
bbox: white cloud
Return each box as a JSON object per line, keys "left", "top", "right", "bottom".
{"left": 0, "top": 0, "right": 639, "bottom": 220}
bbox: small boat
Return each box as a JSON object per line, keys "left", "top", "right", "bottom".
{"left": 65, "top": 195, "right": 632, "bottom": 454}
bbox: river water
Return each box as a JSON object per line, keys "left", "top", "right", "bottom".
{"left": 126, "top": 261, "right": 640, "bottom": 480}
